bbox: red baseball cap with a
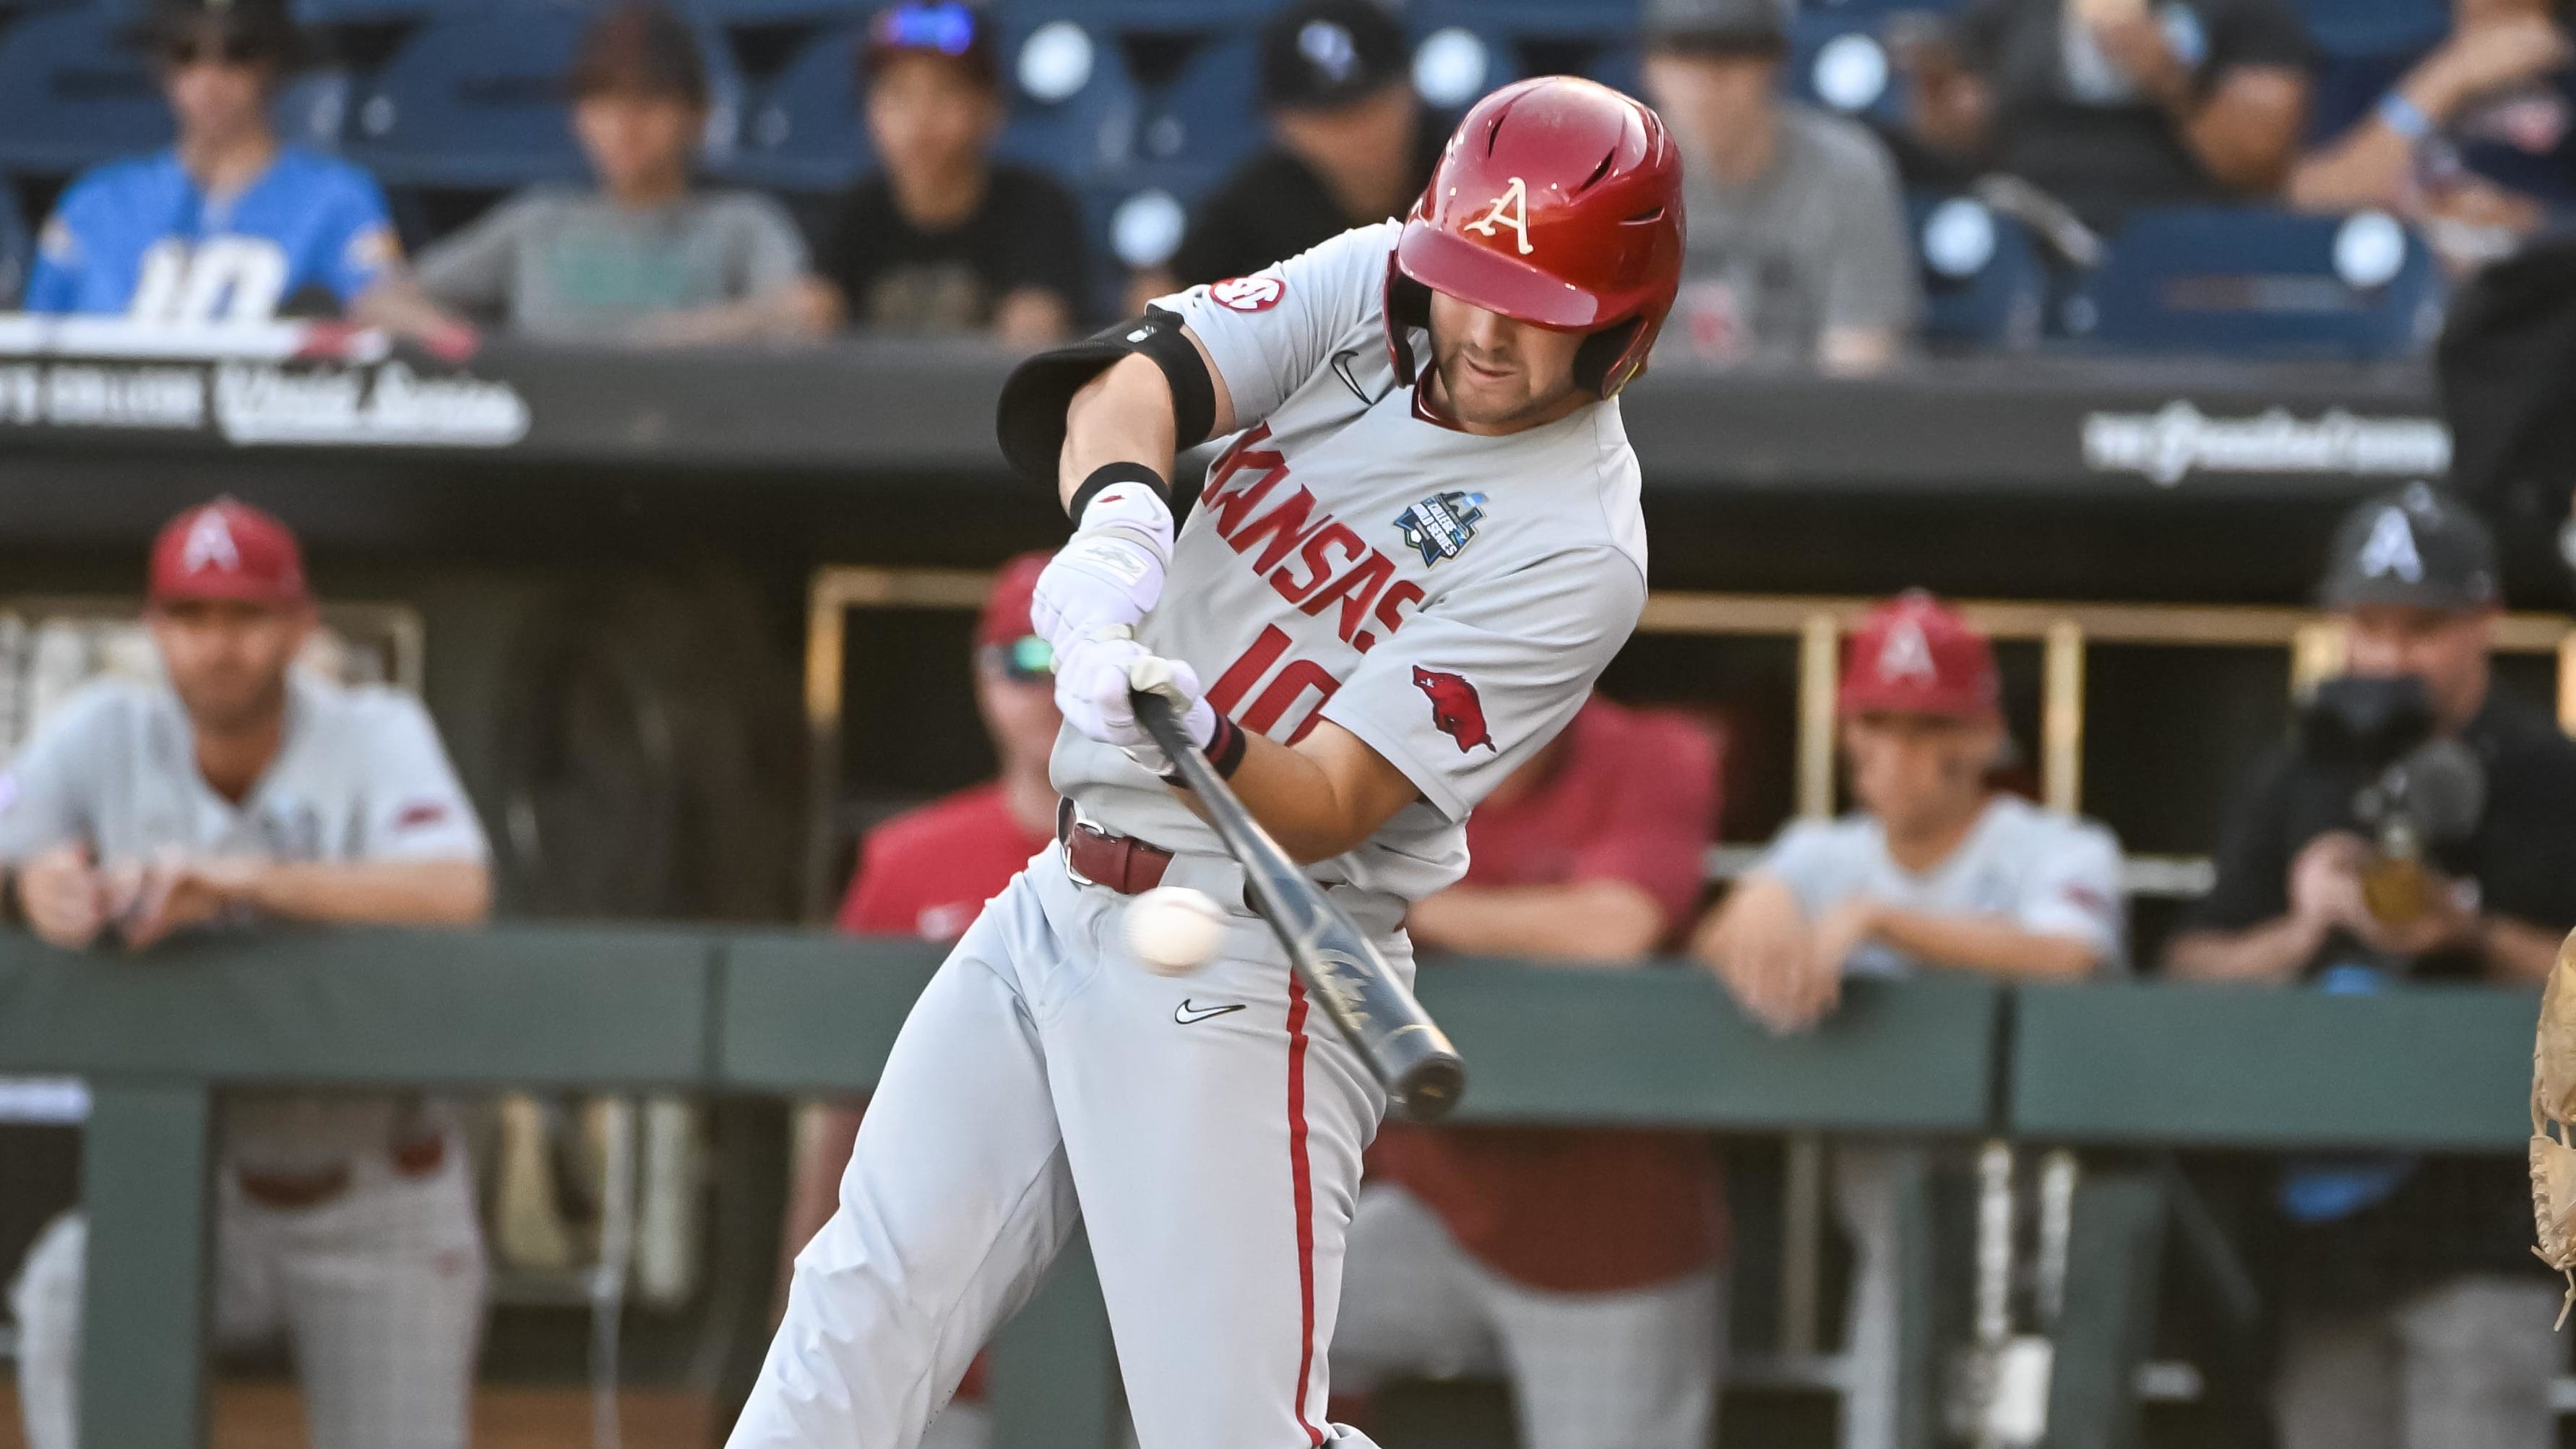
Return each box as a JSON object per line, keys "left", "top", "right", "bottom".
{"left": 1838, "top": 590, "right": 1998, "bottom": 720}
{"left": 976, "top": 551, "right": 1050, "bottom": 650}
{"left": 148, "top": 497, "right": 310, "bottom": 607}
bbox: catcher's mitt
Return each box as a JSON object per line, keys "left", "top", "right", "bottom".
{"left": 2531, "top": 928, "right": 2576, "bottom": 1328}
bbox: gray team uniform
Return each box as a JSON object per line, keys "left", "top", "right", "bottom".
{"left": 2, "top": 673, "right": 491, "bottom": 1449}
{"left": 1754, "top": 794, "right": 2124, "bottom": 1449}
{"left": 733, "top": 219, "right": 1647, "bottom": 1449}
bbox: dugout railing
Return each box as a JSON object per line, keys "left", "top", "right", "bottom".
{"left": 0, "top": 926, "right": 2538, "bottom": 1449}
{"left": 799, "top": 567, "right": 2576, "bottom": 1377}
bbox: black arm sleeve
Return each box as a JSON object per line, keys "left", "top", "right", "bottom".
{"left": 992, "top": 306, "right": 1217, "bottom": 488}
{"left": 2179, "top": 748, "right": 2300, "bottom": 934}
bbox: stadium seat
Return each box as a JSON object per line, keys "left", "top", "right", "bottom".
{"left": 2068, "top": 207, "right": 2443, "bottom": 358}
{"left": 2294, "top": 0, "right": 2447, "bottom": 57}
{"left": 1406, "top": 19, "right": 1518, "bottom": 111}
{"left": 1405, "top": 0, "right": 1637, "bottom": 110}
{"left": 1125, "top": 33, "right": 1257, "bottom": 176}
{"left": 1908, "top": 194, "right": 2045, "bottom": 351}
{"left": 0, "top": 6, "right": 173, "bottom": 178}
{"left": 0, "top": 178, "right": 28, "bottom": 307}
{"left": 345, "top": 3, "right": 745, "bottom": 190}
{"left": 1790, "top": 9, "right": 1906, "bottom": 128}
{"left": 727, "top": 12, "right": 1139, "bottom": 193}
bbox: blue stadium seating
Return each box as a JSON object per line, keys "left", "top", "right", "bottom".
{"left": 2294, "top": 0, "right": 2447, "bottom": 56}
{"left": 724, "top": 21, "right": 873, "bottom": 192}
{"left": 2067, "top": 207, "right": 2442, "bottom": 358}
{"left": 726, "top": 11, "right": 1145, "bottom": 193}
{"left": 1790, "top": 9, "right": 1905, "bottom": 128}
{"left": 343, "top": 2, "right": 744, "bottom": 189}
{"left": 1405, "top": 18, "right": 1517, "bottom": 110}
{"left": 342, "top": 4, "right": 593, "bottom": 188}
{"left": 1908, "top": 194, "right": 2046, "bottom": 351}
{"left": 1126, "top": 33, "right": 1257, "bottom": 174}
{"left": 1408, "top": 0, "right": 1634, "bottom": 40}
{"left": 0, "top": 179, "right": 29, "bottom": 306}
{"left": 0, "top": 6, "right": 172, "bottom": 177}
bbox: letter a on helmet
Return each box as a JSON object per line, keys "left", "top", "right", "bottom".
{"left": 1390, "top": 76, "right": 1686, "bottom": 399}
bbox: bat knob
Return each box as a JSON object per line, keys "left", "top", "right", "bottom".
{"left": 1387, "top": 1038, "right": 1468, "bottom": 1122}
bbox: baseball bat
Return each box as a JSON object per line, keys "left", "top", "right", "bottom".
{"left": 1131, "top": 690, "right": 1467, "bottom": 1122}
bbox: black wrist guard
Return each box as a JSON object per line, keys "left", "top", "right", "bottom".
{"left": 1162, "top": 713, "right": 1249, "bottom": 788}
{"left": 1069, "top": 462, "right": 1168, "bottom": 523}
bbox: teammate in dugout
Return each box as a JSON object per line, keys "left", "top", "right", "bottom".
{"left": 1, "top": 498, "right": 493, "bottom": 1449}
{"left": 730, "top": 77, "right": 1681, "bottom": 1449}
{"left": 1693, "top": 592, "right": 2126, "bottom": 1449}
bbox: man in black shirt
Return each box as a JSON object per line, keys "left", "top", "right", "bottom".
{"left": 1897, "top": 0, "right": 2312, "bottom": 230}
{"left": 820, "top": 1, "right": 1087, "bottom": 343}
{"left": 1129, "top": 0, "right": 1442, "bottom": 308}
{"left": 2167, "top": 483, "right": 2576, "bottom": 1449}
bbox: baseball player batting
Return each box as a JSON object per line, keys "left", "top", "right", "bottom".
{"left": 729, "top": 75, "right": 1682, "bottom": 1449}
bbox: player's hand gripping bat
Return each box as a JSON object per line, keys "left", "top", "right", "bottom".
{"left": 1131, "top": 689, "right": 1467, "bottom": 1122}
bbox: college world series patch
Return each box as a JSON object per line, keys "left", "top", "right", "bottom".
{"left": 1394, "top": 491, "right": 1486, "bottom": 567}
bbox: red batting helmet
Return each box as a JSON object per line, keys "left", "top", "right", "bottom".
{"left": 1390, "top": 75, "right": 1685, "bottom": 399}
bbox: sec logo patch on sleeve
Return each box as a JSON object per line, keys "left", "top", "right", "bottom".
{"left": 1412, "top": 667, "right": 1496, "bottom": 753}
{"left": 1210, "top": 275, "right": 1285, "bottom": 312}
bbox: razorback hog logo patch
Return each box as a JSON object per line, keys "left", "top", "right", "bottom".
{"left": 1412, "top": 667, "right": 1495, "bottom": 753}
{"left": 1210, "top": 275, "right": 1285, "bottom": 312}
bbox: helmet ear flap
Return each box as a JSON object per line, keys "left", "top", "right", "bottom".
{"left": 1574, "top": 317, "right": 1645, "bottom": 398}
{"left": 1383, "top": 267, "right": 1434, "bottom": 387}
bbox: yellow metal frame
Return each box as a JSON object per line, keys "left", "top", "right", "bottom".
{"left": 801, "top": 567, "right": 2576, "bottom": 913}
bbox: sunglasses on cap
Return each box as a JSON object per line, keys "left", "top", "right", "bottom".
{"left": 981, "top": 635, "right": 1054, "bottom": 683}
{"left": 871, "top": 1, "right": 980, "bottom": 55}
{"left": 160, "top": 33, "right": 270, "bottom": 67}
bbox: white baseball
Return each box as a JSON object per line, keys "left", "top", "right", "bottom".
{"left": 1123, "top": 886, "right": 1225, "bottom": 976}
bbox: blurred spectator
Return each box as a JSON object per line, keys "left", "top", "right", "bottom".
{"left": 20, "top": 0, "right": 455, "bottom": 345}
{"left": 819, "top": 3, "right": 1086, "bottom": 344}
{"left": 1643, "top": 0, "right": 1921, "bottom": 374}
{"left": 2290, "top": 0, "right": 2573, "bottom": 271}
{"left": 1132, "top": 0, "right": 1442, "bottom": 309}
{"left": 1335, "top": 697, "right": 1727, "bottom": 1449}
{"left": 2166, "top": 483, "right": 2576, "bottom": 1449}
{"left": 777, "top": 554, "right": 1058, "bottom": 1449}
{"left": 1, "top": 498, "right": 492, "bottom": 1449}
{"left": 1692, "top": 592, "right": 2123, "bottom": 1449}
{"left": 1897, "top": 0, "right": 2312, "bottom": 231}
{"left": 389, "top": 1, "right": 833, "bottom": 345}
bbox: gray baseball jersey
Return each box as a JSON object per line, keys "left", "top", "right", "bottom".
{"left": 1052, "top": 220, "right": 1650, "bottom": 908}
{"left": 1754, "top": 794, "right": 2128, "bottom": 976}
{"left": 0, "top": 671, "right": 488, "bottom": 1170}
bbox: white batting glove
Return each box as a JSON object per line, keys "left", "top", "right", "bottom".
{"left": 1030, "top": 483, "right": 1173, "bottom": 658}
{"left": 1053, "top": 629, "right": 1215, "bottom": 775}
{"left": 1123, "top": 652, "right": 1217, "bottom": 776}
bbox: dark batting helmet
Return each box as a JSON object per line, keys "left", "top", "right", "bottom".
{"left": 1390, "top": 75, "right": 1686, "bottom": 399}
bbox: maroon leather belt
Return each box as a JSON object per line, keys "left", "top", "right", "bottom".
{"left": 236, "top": 1130, "right": 447, "bottom": 1211}
{"left": 1059, "top": 807, "right": 1173, "bottom": 895}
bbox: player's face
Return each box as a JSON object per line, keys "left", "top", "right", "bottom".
{"left": 1843, "top": 712, "right": 1999, "bottom": 835}
{"left": 159, "top": 26, "right": 275, "bottom": 145}
{"left": 574, "top": 90, "right": 707, "bottom": 200}
{"left": 866, "top": 54, "right": 1003, "bottom": 199}
{"left": 1425, "top": 293, "right": 1590, "bottom": 434}
{"left": 150, "top": 598, "right": 312, "bottom": 737}
{"left": 2340, "top": 603, "right": 2497, "bottom": 731}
